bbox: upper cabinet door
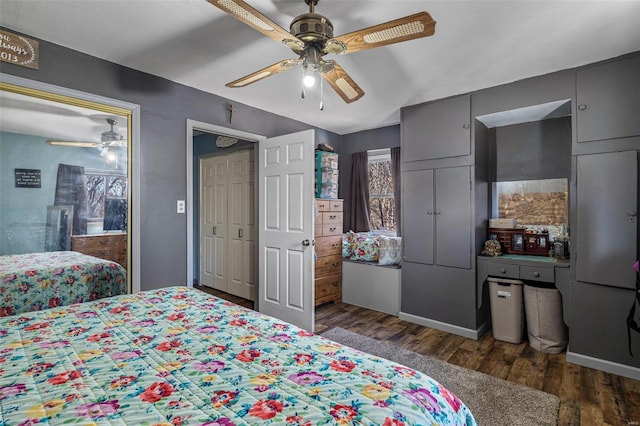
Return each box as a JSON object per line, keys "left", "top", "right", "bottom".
{"left": 402, "top": 94, "right": 471, "bottom": 162}
{"left": 576, "top": 151, "right": 638, "bottom": 288}
{"left": 576, "top": 56, "right": 640, "bottom": 143}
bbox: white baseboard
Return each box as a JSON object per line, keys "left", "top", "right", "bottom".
{"left": 566, "top": 351, "right": 640, "bottom": 380}
{"left": 399, "top": 311, "right": 489, "bottom": 340}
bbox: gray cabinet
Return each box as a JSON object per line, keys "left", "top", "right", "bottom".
{"left": 576, "top": 151, "right": 638, "bottom": 288}
{"left": 402, "top": 94, "right": 471, "bottom": 162}
{"left": 402, "top": 166, "right": 471, "bottom": 269}
{"left": 576, "top": 56, "right": 640, "bottom": 143}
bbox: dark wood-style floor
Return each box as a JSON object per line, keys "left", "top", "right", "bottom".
{"left": 195, "top": 286, "right": 640, "bottom": 426}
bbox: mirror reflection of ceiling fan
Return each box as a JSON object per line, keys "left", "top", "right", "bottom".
{"left": 46, "top": 118, "right": 127, "bottom": 148}
{"left": 208, "top": 0, "right": 436, "bottom": 104}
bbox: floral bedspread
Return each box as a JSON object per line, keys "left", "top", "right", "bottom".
{"left": 0, "top": 287, "right": 476, "bottom": 425}
{"left": 0, "top": 251, "right": 127, "bottom": 317}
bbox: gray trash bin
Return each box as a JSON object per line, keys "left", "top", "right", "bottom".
{"left": 488, "top": 277, "right": 525, "bottom": 344}
{"left": 524, "top": 284, "right": 568, "bottom": 353}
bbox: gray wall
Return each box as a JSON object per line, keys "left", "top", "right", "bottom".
{"left": 0, "top": 29, "right": 339, "bottom": 290}
{"left": 338, "top": 124, "right": 400, "bottom": 232}
{"left": 493, "top": 116, "right": 572, "bottom": 181}
{"left": 0, "top": 131, "right": 108, "bottom": 254}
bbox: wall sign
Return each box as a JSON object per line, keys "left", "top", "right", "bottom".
{"left": 15, "top": 168, "right": 42, "bottom": 188}
{"left": 0, "top": 29, "right": 39, "bottom": 70}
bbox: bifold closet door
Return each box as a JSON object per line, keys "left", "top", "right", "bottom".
{"left": 200, "top": 155, "right": 228, "bottom": 290}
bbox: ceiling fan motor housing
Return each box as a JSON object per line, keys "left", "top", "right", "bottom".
{"left": 290, "top": 13, "right": 334, "bottom": 47}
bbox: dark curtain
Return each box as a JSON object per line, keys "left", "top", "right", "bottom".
{"left": 391, "top": 147, "right": 402, "bottom": 236}
{"left": 55, "top": 164, "right": 88, "bottom": 235}
{"left": 346, "top": 151, "right": 371, "bottom": 232}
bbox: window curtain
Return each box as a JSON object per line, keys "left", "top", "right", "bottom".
{"left": 346, "top": 151, "right": 371, "bottom": 232}
{"left": 391, "top": 147, "right": 401, "bottom": 236}
{"left": 55, "top": 164, "right": 88, "bottom": 235}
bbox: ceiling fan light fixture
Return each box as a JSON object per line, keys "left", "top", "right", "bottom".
{"left": 325, "top": 39, "right": 346, "bottom": 54}
{"left": 302, "top": 68, "right": 316, "bottom": 88}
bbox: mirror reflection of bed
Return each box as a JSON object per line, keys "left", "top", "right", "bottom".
{"left": 0, "top": 86, "right": 131, "bottom": 316}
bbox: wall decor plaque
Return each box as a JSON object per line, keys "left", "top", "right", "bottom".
{"left": 0, "top": 29, "right": 39, "bottom": 70}
{"left": 15, "top": 168, "right": 41, "bottom": 188}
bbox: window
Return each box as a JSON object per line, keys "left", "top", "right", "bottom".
{"left": 84, "top": 169, "right": 127, "bottom": 232}
{"left": 367, "top": 149, "right": 396, "bottom": 233}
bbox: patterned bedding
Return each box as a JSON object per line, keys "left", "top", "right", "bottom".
{"left": 0, "top": 251, "right": 127, "bottom": 317}
{"left": 0, "top": 286, "right": 477, "bottom": 425}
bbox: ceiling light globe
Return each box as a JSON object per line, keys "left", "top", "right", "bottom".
{"left": 303, "top": 74, "right": 316, "bottom": 88}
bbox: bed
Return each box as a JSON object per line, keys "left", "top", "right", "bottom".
{"left": 0, "top": 286, "right": 477, "bottom": 425}
{"left": 0, "top": 251, "right": 127, "bottom": 317}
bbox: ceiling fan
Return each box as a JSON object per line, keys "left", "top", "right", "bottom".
{"left": 208, "top": 0, "right": 436, "bottom": 104}
{"left": 47, "top": 118, "right": 127, "bottom": 148}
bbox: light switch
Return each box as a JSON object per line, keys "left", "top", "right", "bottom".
{"left": 177, "top": 200, "right": 185, "bottom": 214}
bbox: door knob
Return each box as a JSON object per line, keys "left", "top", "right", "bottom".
{"left": 302, "top": 239, "right": 310, "bottom": 246}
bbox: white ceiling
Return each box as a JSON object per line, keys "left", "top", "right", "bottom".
{"left": 1, "top": 0, "right": 639, "bottom": 135}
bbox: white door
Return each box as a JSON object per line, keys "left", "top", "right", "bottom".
{"left": 227, "top": 150, "right": 255, "bottom": 299}
{"left": 199, "top": 155, "right": 228, "bottom": 290}
{"left": 258, "top": 130, "right": 315, "bottom": 331}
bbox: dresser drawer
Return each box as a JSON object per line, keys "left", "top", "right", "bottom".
{"left": 316, "top": 199, "right": 330, "bottom": 211}
{"left": 315, "top": 274, "right": 341, "bottom": 298}
{"left": 322, "top": 223, "right": 342, "bottom": 236}
{"left": 315, "top": 254, "right": 342, "bottom": 276}
{"left": 487, "top": 262, "right": 519, "bottom": 279}
{"left": 315, "top": 235, "right": 342, "bottom": 257}
{"left": 520, "top": 265, "right": 554, "bottom": 283}
{"left": 328, "top": 199, "right": 343, "bottom": 212}
{"left": 322, "top": 211, "right": 343, "bottom": 225}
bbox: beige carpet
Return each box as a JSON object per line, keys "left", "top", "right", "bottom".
{"left": 321, "top": 327, "right": 559, "bottom": 426}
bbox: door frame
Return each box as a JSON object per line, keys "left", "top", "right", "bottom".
{"left": 186, "top": 120, "right": 265, "bottom": 293}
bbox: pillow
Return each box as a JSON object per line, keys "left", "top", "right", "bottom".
{"left": 342, "top": 233, "right": 353, "bottom": 258}
{"left": 350, "top": 233, "right": 379, "bottom": 262}
{"left": 378, "top": 235, "right": 402, "bottom": 266}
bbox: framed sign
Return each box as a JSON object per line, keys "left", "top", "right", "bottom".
{"left": 0, "top": 29, "right": 39, "bottom": 70}
{"left": 15, "top": 168, "right": 41, "bottom": 188}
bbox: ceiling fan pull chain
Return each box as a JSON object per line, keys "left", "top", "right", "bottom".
{"left": 320, "top": 76, "right": 324, "bottom": 111}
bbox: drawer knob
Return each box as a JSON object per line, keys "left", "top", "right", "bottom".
{"left": 533, "top": 272, "right": 540, "bottom": 277}
{"left": 330, "top": 227, "right": 336, "bottom": 232}
{"left": 332, "top": 262, "right": 339, "bottom": 267}
{"left": 331, "top": 243, "right": 339, "bottom": 248}
{"left": 500, "top": 268, "right": 506, "bottom": 273}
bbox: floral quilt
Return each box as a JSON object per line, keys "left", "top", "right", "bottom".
{"left": 0, "top": 287, "right": 477, "bottom": 425}
{"left": 0, "top": 251, "right": 127, "bottom": 317}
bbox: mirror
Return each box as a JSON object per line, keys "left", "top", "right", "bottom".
{"left": 44, "top": 205, "right": 74, "bottom": 251}
{"left": 0, "top": 82, "right": 132, "bottom": 281}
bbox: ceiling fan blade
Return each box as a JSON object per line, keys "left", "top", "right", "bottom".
{"left": 321, "top": 62, "right": 365, "bottom": 103}
{"left": 47, "top": 140, "right": 127, "bottom": 148}
{"left": 207, "top": 0, "right": 302, "bottom": 45}
{"left": 226, "top": 59, "right": 301, "bottom": 88}
{"left": 327, "top": 12, "right": 436, "bottom": 54}
{"left": 47, "top": 140, "right": 102, "bottom": 148}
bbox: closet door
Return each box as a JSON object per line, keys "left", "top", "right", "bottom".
{"left": 435, "top": 166, "right": 471, "bottom": 269}
{"left": 576, "top": 151, "right": 638, "bottom": 288}
{"left": 402, "top": 169, "right": 434, "bottom": 264}
{"left": 200, "top": 155, "right": 228, "bottom": 290}
{"left": 227, "top": 150, "right": 255, "bottom": 300}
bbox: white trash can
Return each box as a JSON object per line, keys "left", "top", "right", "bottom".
{"left": 488, "top": 277, "right": 525, "bottom": 344}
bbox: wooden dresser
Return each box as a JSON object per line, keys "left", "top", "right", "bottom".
{"left": 71, "top": 233, "right": 127, "bottom": 269}
{"left": 314, "top": 198, "right": 343, "bottom": 306}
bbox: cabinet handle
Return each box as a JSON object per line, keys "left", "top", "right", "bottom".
{"left": 329, "top": 227, "right": 336, "bottom": 232}
{"left": 427, "top": 210, "right": 433, "bottom": 215}
{"left": 533, "top": 272, "right": 540, "bottom": 277}
{"left": 331, "top": 243, "right": 339, "bottom": 248}
{"left": 435, "top": 211, "right": 441, "bottom": 215}
{"left": 332, "top": 262, "right": 339, "bottom": 267}
{"left": 238, "top": 229, "right": 243, "bottom": 238}
{"left": 212, "top": 227, "right": 217, "bottom": 235}
{"left": 500, "top": 268, "right": 506, "bottom": 273}
{"left": 329, "top": 215, "right": 336, "bottom": 219}
{"left": 628, "top": 211, "right": 637, "bottom": 217}
{"left": 462, "top": 123, "right": 470, "bottom": 129}
{"left": 578, "top": 104, "right": 587, "bottom": 111}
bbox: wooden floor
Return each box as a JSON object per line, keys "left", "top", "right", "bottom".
{"left": 195, "top": 286, "right": 640, "bottom": 426}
